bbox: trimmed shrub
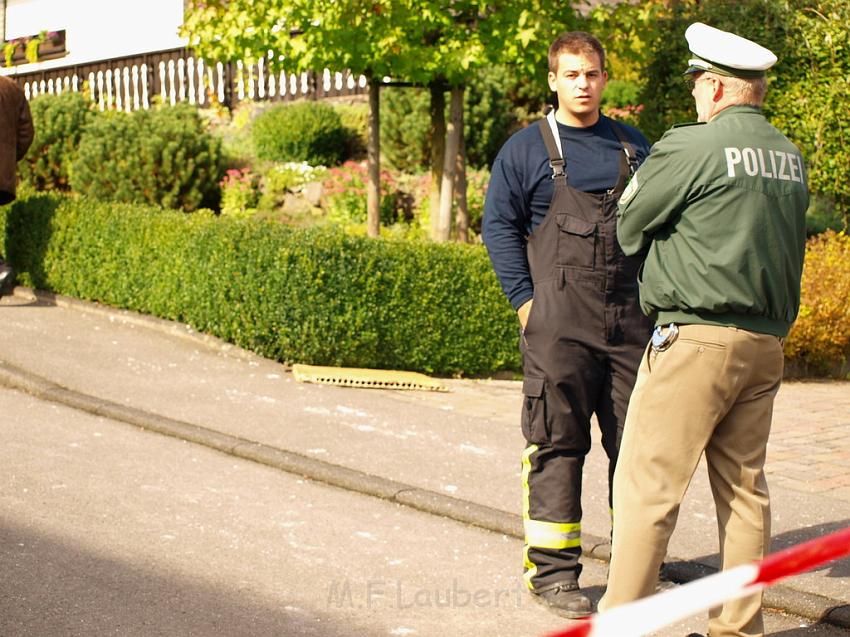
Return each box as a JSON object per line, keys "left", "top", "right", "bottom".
{"left": 785, "top": 230, "right": 850, "bottom": 377}
{"left": 3, "top": 194, "right": 847, "bottom": 378}
{"left": 70, "top": 104, "right": 223, "bottom": 211}
{"left": 20, "top": 92, "right": 94, "bottom": 191}
{"left": 0, "top": 193, "right": 520, "bottom": 376}
{"left": 251, "top": 101, "right": 346, "bottom": 166}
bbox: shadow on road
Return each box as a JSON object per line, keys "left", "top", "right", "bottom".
{"left": 770, "top": 519, "right": 850, "bottom": 579}
{"left": 671, "top": 518, "right": 850, "bottom": 586}
{"left": 0, "top": 518, "right": 374, "bottom": 637}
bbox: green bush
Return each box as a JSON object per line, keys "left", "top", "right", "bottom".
{"left": 805, "top": 195, "right": 846, "bottom": 236}
{"left": 770, "top": 0, "right": 850, "bottom": 222}
{"left": 602, "top": 79, "right": 644, "bottom": 127}
{"left": 20, "top": 92, "right": 94, "bottom": 191}
{"left": 251, "top": 101, "right": 346, "bottom": 166}
{"left": 785, "top": 230, "right": 850, "bottom": 377}
{"left": 208, "top": 100, "right": 268, "bottom": 167}
{"left": 0, "top": 193, "right": 520, "bottom": 375}
{"left": 465, "top": 167, "right": 490, "bottom": 237}
{"left": 70, "top": 104, "right": 223, "bottom": 211}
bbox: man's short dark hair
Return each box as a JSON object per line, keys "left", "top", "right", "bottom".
{"left": 548, "top": 31, "right": 606, "bottom": 74}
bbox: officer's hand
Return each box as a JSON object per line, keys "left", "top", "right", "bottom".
{"left": 517, "top": 299, "right": 533, "bottom": 331}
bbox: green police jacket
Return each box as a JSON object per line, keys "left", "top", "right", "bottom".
{"left": 616, "top": 105, "right": 808, "bottom": 337}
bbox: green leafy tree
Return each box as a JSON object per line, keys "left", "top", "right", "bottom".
{"left": 183, "top": 1, "right": 579, "bottom": 240}
{"left": 590, "top": 0, "right": 849, "bottom": 224}
{"left": 772, "top": 0, "right": 850, "bottom": 223}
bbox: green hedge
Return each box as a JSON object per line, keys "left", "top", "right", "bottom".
{"left": 0, "top": 193, "right": 519, "bottom": 375}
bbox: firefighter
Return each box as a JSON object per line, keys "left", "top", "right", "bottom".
{"left": 482, "top": 31, "right": 653, "bottom": 617}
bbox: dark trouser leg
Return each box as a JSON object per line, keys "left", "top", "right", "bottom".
{"left": 522, "top": 445, "right": 584, "bottom": 588}
{"left": 594, "top": 344, "right": 645, "bottom": 510}
{"left": 521, "top": 339, "right": 602, "bottom": 591}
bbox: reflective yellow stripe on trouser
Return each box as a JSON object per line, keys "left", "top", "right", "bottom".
{"left": 522, "top": 445, "right": 581, "bottom": 590}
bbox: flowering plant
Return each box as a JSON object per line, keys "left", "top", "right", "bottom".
{"left": 267, "top": 162, "right": 327, "bottom": 192}
{"left": 321, "top": 161, "right": 400, "bottom": 226}
{"left": 25, "top": 31, "right": 46, "bottom": 63}
{"left": 2, "top": 30, "right": 64, "bottom": 67}
{"left": 219, "top": 167, "right": 260, "bottom": 217}
{"left": 3, "top": 40, "right": 18, "bottom": 66}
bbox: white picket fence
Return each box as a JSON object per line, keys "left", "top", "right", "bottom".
{"left": 14, "top": 48, "right": 368, "bottom": 111}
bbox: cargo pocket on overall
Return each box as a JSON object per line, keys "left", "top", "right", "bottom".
{"left": 556, "top": 214, "right": 596, "bottom": 270}
{"left": 521, "top": 375, "right": 550, "bottom": 444}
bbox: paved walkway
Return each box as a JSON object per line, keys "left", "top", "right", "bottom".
{"left": 0, "top": 287, "right": 848, "bottom": 633}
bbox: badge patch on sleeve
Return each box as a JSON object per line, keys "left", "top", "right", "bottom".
{"left": 618, "top": 175, "right": 639, "bottom": 205}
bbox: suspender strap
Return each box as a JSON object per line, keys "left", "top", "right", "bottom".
{"left": 539, "top": 112, "right": 639, "bottom": 189}
{"left": 609, "top": 119, "right": 641, "bottom": 178}
{"left": 538, "top": 110, "right": 567, "bottom": 185}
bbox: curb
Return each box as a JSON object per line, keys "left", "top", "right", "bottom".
{"left": 9, "top": 287, "right": 268, "bottom": 365}
{"left": 2, "top": 288, "right": 848, "bottom": 629}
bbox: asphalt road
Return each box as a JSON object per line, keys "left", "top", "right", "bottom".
{"left": 2, "top": 386, "right": 847, "bottom": 637}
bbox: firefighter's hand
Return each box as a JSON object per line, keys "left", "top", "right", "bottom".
{"left": 517, "top": 299, "right": 533, "bottom": 331}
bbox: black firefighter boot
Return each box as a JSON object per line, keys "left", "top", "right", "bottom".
{"left": 530, "top": 581, "right": 592, "bottom": 618}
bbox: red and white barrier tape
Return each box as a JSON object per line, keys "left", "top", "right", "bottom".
{"left": 545, "top": 525, "right": 850, "bottom": 637}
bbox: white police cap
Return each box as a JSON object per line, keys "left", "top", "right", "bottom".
{"left": 684, "top": 22, "right": 777, "bottom": 78}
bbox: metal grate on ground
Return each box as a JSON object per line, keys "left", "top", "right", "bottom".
{"left": 292, "top": 364, "right": 447, "bottom": 392}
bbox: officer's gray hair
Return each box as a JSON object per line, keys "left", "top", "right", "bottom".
{"left": 714, "top": 73, "right": 767, "bottom": 107}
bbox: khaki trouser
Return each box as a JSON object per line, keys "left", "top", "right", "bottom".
{"left": 599, "top": 324, "right": 784, "bottom": 637}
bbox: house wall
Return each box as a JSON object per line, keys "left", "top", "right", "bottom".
{"left": 2, "top": 0, "right": 186, "bottom": 73}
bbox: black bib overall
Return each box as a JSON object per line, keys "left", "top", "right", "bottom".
{"left": 520, "top": 118, "right": 653, "bottom": 591}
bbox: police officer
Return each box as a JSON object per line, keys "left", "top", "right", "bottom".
{"left": 482, "top": 31, "right": 653, "bottom": 617}
{"left": 0, "top": 74, "right": 34, "bottom": 296}
{"left": 599, "top": 23, "right": 808, "bottom": 637}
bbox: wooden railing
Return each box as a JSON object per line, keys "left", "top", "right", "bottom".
{"left": 8, "top": 47, "right": 368, "bottom": 110}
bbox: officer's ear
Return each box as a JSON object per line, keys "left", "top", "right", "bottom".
{"left": 708, "top": 76, "right": 724, "bottom": 101}
{"left": 547, "top": 71, "right": 558, "bottom": 92}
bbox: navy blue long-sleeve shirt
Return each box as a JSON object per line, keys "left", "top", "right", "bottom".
{"left": 482, "top": 114, "right": 650, "bottom": 310}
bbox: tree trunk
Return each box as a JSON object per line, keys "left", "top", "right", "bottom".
{"left": 437, "top": 85, "right": 463, "bottom": 242}
{"left": 454, "top": 104, "right": 469, "bottom": 244}
{"left": 429, "top": 80, "right": 446, "bottom": 241}
{"left": 366, "top": 77, "right": 381, "bottom": 238}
